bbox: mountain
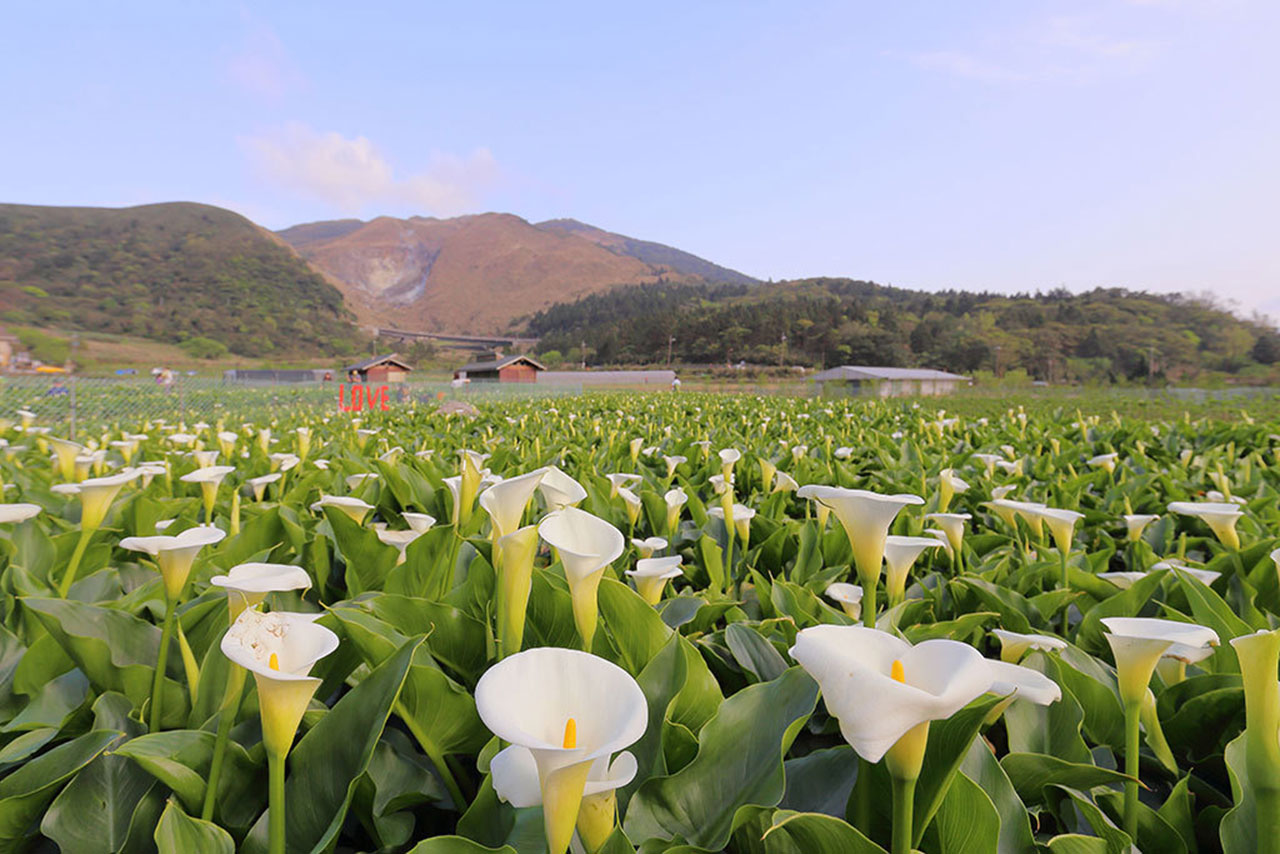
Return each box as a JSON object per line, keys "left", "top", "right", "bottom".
{"left": 528, "top": 278, "right": 1280, "bottom": 383}
{"left": 534, "top": 218, "right": 758, "bottom": 286}
{"left": 276, "top": 213, "right": 755, "bottom": 333}
{"left": 0, "top": 202, "right": 361, "bottom": 357}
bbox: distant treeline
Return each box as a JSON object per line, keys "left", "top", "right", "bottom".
{"left": 527, "top": 278, "right": 1280, "bottom": 383}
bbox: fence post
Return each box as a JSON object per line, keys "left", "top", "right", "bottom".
{"left": 69, "top": 375, "right": 77, "bottom": 441}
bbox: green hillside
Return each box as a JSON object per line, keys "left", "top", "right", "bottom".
{"left": 0, "top": 202, "right": 364, "bottom": 357}
{"left": 528, "top": 278, "right": 1280, "bottom": 384}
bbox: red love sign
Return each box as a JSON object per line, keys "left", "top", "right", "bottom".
{"left": 338, "top": 384, "right": 391, "bottom": 412}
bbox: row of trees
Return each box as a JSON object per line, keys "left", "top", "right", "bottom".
{"left": 527, "top": 279, "right": 1280, "bottom": 382}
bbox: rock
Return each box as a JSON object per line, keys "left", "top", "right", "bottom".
{"left": 437, "top": 400, "right": 480, "bottom": 418}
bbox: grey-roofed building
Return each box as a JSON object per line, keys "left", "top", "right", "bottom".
{"left": 454, "top": 354, "right": 545, "bottom": 383}
{"left": 810, "top": 365, "right": 969, "bottom": 397}
{"left": 346, "top": 354, "right": 413, "bottom": 383}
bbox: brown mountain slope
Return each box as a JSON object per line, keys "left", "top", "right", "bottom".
{"left": 277, "top": 213, "right": 700, "bottom": 333}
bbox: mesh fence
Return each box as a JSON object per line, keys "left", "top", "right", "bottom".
{"left": 0, "top": 375, "right": 589, "bottom": 437}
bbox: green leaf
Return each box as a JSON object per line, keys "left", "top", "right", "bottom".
{"left": 724, "top": 623, "right": 788, "bottom": 683}
{"left": 241, "top": 636, "right": 420, "bottom": 854}
{"left": 599, "top": 576, "right": 674, "bottom": 676}
{"left": 114, "top": 730, "right": 260, "bottom": 828}
{"left": 153, "top": 799, "right": 234, "bottom": 854}
{"left": 21, "top": 597, "right": 187, "bottom": 724}
{"left": 761, "top": 810, "right": 887, "bottom": 854}
{"left": 0, "top": 729, "right": 119, "bottom": 848}
{"left": 930, "top": 771, "right": 1001, "bottom": 854}
{"left": 623, "top": 667, "right": 819, "bottom": 850}
{"left": 406, "top": 837, "right": 517, "bottom": 854}
{"left": 1000, "top": 754, "right": 1132, "bottom": 806}
{"left": 1045, "top": 835, "right": 1109, "bottom": 854}
{"left": 959, "top": 740, "right": 1036, "bottom": 854}
{"left": 323, "top": 506, "right": 399, "bottom": 595}
{"left": 780, "top": 746, "right": 857, "bottom": 818}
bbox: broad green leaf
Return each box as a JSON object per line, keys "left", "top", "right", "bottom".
{"left": 407, "top": 837, "right": 517, "bottom": 854}
{"left": 623, "top": 667, "right": 819, "bottom": 850}
{"left": 761, "top": 810, "right": 887, "bottom": 854}
{"left": 0, "top": 729, "right": 118, "bottom": 848}
{"left": 1000, "top": 754, "right": 1131, "bottom": 806}
{"left": 929, "top": 771, "right": 1001, "bottom": 854}
{"left": 724, "top": 623, "right": 788, "bottom": 683}
{"left": 153, "top": 799, "right": 234, "bottom": 854}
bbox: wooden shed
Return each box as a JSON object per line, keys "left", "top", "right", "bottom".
{"left": 454, "top": 354, "right": 545, "bottom": 383}
{"left": 346, "top": 354, "right": 413, "bottom": 383}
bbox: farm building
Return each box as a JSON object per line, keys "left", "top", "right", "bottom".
{"left": 454, "top": 354, "right": 545, "bottom": 383}
{"left": 346, "top": 354, "right": 413, "bottom": 383}
{"left": 810, "top": 366, "right": 969, "bottom": 397}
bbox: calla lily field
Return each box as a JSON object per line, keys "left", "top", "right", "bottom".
{"left": 2, "top": 393, "right": 1280, "bottom": 854}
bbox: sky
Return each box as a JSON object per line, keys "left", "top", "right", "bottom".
{"left": 2, "top": 0, "right": 1277, "bottom": 324}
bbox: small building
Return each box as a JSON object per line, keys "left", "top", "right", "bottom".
{"left": 810, "top": 365, "right": 969, "bottom": 397}
{"left": 454, "top": 354, "right": 544, "bottom": 383}
{"left": 539, "top": 370, "right": 676, "bottom": 388}
{"left": 346, "top": 354, "right": 413, "bottom": 383}
{"left": 0, "top": 327, "right": 20, "bottom": 370}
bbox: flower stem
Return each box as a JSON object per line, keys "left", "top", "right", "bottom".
{"left": 891, "top": 774, "right": 916, "bottom": 854}
{"left": 56, "top": 528, "right": 93, "bottom": 597}
{"left": 862, "top": 579, "right": 877, "bottom": 628}
{"left": 853, "top": 756, "right": 872, "bottom": 832}
{"left": 1123, "top": 699, "right": 1141, "bottom": 843}
{"left": 201, "top": 665, "right": 246, "bottom": 821}
{"left": 267, "top": 748, "right": 287, "bottom": 854}
{"left": 149, "top": 597, "right": 177, "bottom": 732}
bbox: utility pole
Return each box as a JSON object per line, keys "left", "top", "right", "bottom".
{"left": 994, "top": 344, "right": 1002, "bottom": 379}
{"left": 1148, "top": 346, "right": 1155, "bottom": 383}
{"left": 666, "top": 335, "right": 675, "bottom": 367}
{"left": 780, "top": 332, "right": 787, "bottom": 368}
{"left": 580, "top": 339, "right": 587, "bottom": 370}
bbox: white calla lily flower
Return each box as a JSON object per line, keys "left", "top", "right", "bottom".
{"left": 1168, "top": 501, "right": 1244, "bottom": 549}
{"left": 824, "top": 582, "right": 863, "bottom": 619}
{"left": 538, "top": 466, "right": 588, "bottom": 510}
{"left": 990, "top": 629, "right": 1068, "bottom": 663}
{"left": 626, "top": 556, "right": 683, "bottom": 605}
{"left": 479, "top": 468, "right": 548, "bottom": 539}
{"left": 883, "top": 535, "right": 943, "bottom": 606}
{"left": 538, "top": 507, "right": 625, "bottom": 649}
{"left": 630, "top": 536, "right": 667, "bottom": 559}
{"left": 311, "top": 494, "right": 374, "bottom": 524}
{"left": 120, "top": 525, "right": 227, "bottom": 601}
{"left": 0, "top": 503, "right": 41, "bottom": 524}
{"left": 475, "top": 648, "right": 647, "bottom": 854}
{"left": 210, "top": 562, "right": 311, "bottom": 620}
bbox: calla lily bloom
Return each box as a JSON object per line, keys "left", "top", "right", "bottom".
{"left": 538, "top": 508, "right": 625, "bottom": 649}
{"left": 718, "top": 448, "right": 741, "bottom": 479}
{"left": 374, "top": 526, "right": 427, "bottom": 563}
{"left": 795, "top": 486, "right": 924, "bottom": 626}
{"left": 480, "top": 468, "right": 548, "bottom": 539}
{"left": 937, "top": 468, "right": 969, "bottom": 512}
{"left": 538, "top": 466, "right": 588, "bottom": 510}
{"left": 1098, "top": 572, "right": 1148, "bottom": 589}
{"left": 475, "top": 648, "right": 647, "bottom": 854}
{"left": 180, "top": 465, "right": 236, "bottom": 523}
{"left": 925, "top": 513, "right": 970, "bottom": 555}
{"left": 1168, "top": 500, "right": 1244, "bottom": 549}
{"left": 758, "top": 458, "right": 778, "bottom": 491}
{"left": 708, "top": 474, "right": 733, "bottom": 496}
{"left": 789, "top": 625, "right": 995, "bottom": 763}
{"left": 403, "top": 512, "right": 436, "bottom": 533}
{"left": 630, "top": 536, "right": 667, "bottom": 558}
{"left": 247, "top": 473, "right": 282, "bottom": 501}
{"left": 345, "top": 472, "right": 378, "bottom": 490}
{"left": 663, "top": 487, "right": 687, "bottom": 535}
{"left": 217, "top": 431, "right": 238, "bottom": 458}
{"left": 972, "top": 453, "right": 1001, "bottom": 478}
{"left": 0, "top": 503, "right": 41, "bottom": 524}
{"left": 1102, "top": 616, "right": 1217, "bottom": 839}
{"left": 662, "top": 454, "right": 686, "bottom": 479}
{"left": 1123, "top": 513, "right": 1159, "bottom": 542}
{"left": 210, "top": 562, "right": 312, "bottom": 620}
{"left": 192, "top": 449, "right": 219, "bottom": 468}
{"left": 606, "top": 473, "right": 642, "bottom": 498}
{"left": 616, "top": 487, "right": 643, "bottom": 527}
{"left": 626, "top": 556, "right": 683, "bottom": 605}
{"left": 1026, "top": 506, "right": 1085, "bottom": 556}
{"left": 883, "top": 535, "right": 943, "bottom": 606}
{"left": 990, "top": 629, "right": 1067, "bottom": 663}
{"left": 222, "top": 608, "right": 339, "bottom": 854}
{"left": 771, "top": 471, "right": 799, "bottom": 494}
{"left": 57, "top": 468, "right": 139, "bottom": 596}
{"left": 824, "top": 582, "right": 863, "bottom": 620}
{"left": 708, "top": 503, "right": 756, "bottom": 546}
{"left": 120, "top": 525, "right": 227, "bottom": 602}
{"left": 1230, "top": 629, "right": 1280, "bottom": 854}
{"left": 491, "top": 745, "right": 638, "bottom": 854}
{"left": 48, "top": 437, "right": 83, "bottom": 481}
{"left": 310, "top": 495, "right": 374, "bottom": 524}
{"left": 1088, "top": 453, "right": 1119, "bottom": 474}
{"left": 986, "top": 660, "right": 1062, "bottom": 706}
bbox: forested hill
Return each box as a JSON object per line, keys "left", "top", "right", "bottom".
{"left": 528, "top": 279, "right": 1280, "bottom": 382}
{"left": 0, "top": 202, "right": 362, "bottom": 357}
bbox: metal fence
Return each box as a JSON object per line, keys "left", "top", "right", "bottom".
{"left": 0, "top": 374, "right": 590, "bottom": 437}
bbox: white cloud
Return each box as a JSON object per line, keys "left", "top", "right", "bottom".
{"left": 894, "top": 13, "right": 1160, "bottom": 84}
{"left": 239, "top": 122, "right": 499, "bottom": 215}
{"left": 227, "top": 15, "right": 305, "bottom": 99}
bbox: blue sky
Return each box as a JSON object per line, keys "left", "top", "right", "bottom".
{"left": 2, "top": 1, "right": 1277, "bottom": 323}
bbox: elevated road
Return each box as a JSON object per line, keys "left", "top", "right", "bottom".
{"left": 377, "top": 328, "right": 539, "bottom": 352}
